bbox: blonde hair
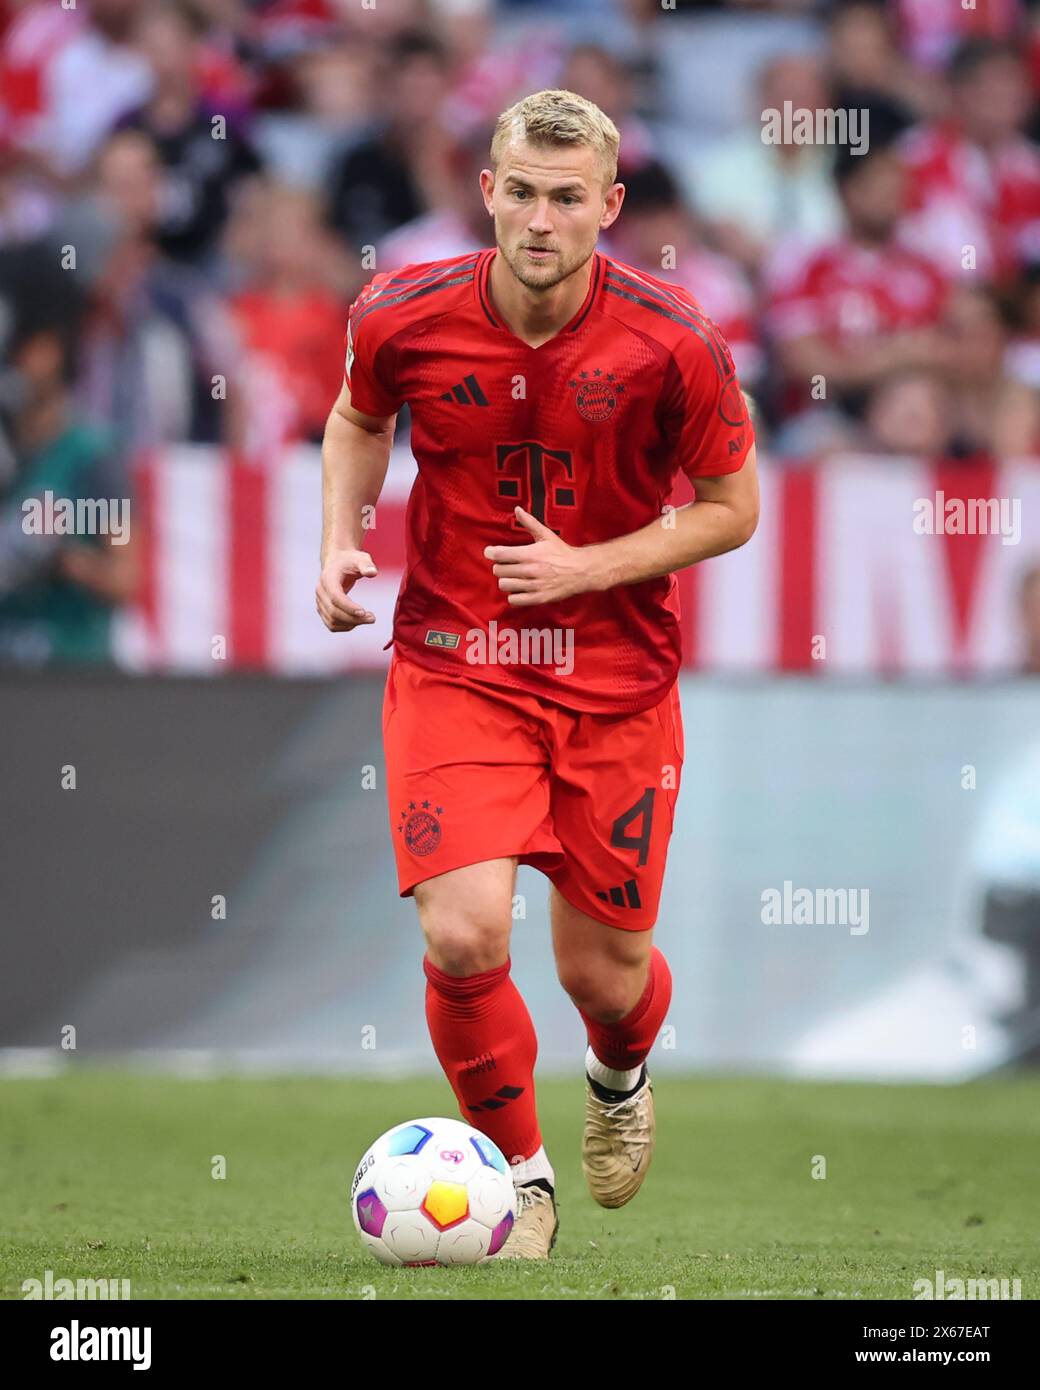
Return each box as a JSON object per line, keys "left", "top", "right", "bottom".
{"left": 490, "top": 89, "right": 620, "bottom": 187}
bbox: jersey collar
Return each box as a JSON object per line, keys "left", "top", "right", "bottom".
{"left": 475, "top": 248, "right": 604, "bottom": 342}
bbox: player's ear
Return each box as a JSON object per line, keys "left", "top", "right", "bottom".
{"left": 479, "top": 168, "right": 496, "bottom": 214}
{"left": 600, "top": 181, "right": 624, "bottom": 230}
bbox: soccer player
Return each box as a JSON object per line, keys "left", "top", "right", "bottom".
{"left": 317, "top": 90, "right": 759, "bottom": 1259}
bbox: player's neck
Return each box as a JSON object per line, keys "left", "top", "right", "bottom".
{"left": 488, "top": 250, "right": 594, "bottom": 348}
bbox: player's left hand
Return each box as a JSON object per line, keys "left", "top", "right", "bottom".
{"left": 483, "top": 507, "right": 604, "bottom": 606}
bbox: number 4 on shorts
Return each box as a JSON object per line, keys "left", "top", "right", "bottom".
{"left": 609, "top": 788, "right": 655, "bottom": 867}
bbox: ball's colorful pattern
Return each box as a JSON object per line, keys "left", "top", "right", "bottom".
{"left": 351, "top": 1117, "right": 517, "bottom": 1265}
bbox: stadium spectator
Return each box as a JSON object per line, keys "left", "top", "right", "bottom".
{"left": 0, "top": 0, "right": 82, "bottom": 155}
{"left": 118, "top": 1, "right": 261, "bottom": 266}
{"left": 766, "top": 141, "right": 950, "bottom": 429}
{"left": 893, "top": 0, "right": 1025, "bottom": 73}
{"left": 437, "top": 2, "right": 566, "bottom": 142}
{"left": 0, "top": 318, "right": 136, "bottom": 667}
{"left": 825, "top": 0, "right": 937, "bottom": 131}
{"left": 685, "top": 54, "right": 845, "bottom": 276}
{"left": 31, "top": 0, "right": 154, "bottom": 176}
{"left": 249, "top": 41, "right": 375, "bottom": 191}
{"left": 557, "top": 44, "right": 656, "bottom": 173}
{"left": 0, "top": 0, "right": 1036, "bottom": 674}
{"left": 899, "top": 38, "right": 1040, "bottom": 282}
{"left": 607, "top": 158, "right": 763, "bottom": 387}
{"left": 375, "top": 130, "right": 494, "bottom": 273}
{"left": 77, "top": 128, "right": 236, "bottom": 452}
{"left": 1005, "top": 261, "right": 1040, "bottom": 391}
{"left": 325, "top": 29, "right": 454, "bottom": 252}
{"left": 801, "top": 284, "right": 1040, "bottom": 460}
{"left": 1022, "top": 564, "right": 1040, "bottom": 674}
{"left": 0, "top": 138, "right": 55, "bottom": 245}
{"left": 228, "top": 181, "right": 348, "bottom": 452}
{"left": 942, "top": 284, "right": 1040, "bottom": 457}
{"left": 859, "top": 369, "right": 956, "bottom": 459}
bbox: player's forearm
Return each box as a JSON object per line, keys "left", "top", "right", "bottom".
{"left": 781, "top": 334, "right": 932, "bottom": 393}
{"left": 320, "top": 409, "right": 393, "bottom": 563}
{"left": 587, "top": 495, "right": 756, "bottom": 590}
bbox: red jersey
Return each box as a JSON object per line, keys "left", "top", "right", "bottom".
{"left": 766, "top": 237, "right": 949, "bottom": 348}
{"left": 899, "top": 122, "right": 1040, "bottom": 281}
{"left": 345, "top": 249, "right": 753, "bottom": 714}
{"left": 233, "top": 288, "right": 346, "bottom": 442}
{"left": 765, "top": 238, "right": 950, "bottom": 419}
{"left": 894, "top": 0, "right": 1023, "bottom": 70}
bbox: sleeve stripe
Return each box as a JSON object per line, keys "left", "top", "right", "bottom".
{"left": 605, "top": 260, "right": 696, "bottom": 315}
{"left": 605, "top": 266, "right": 729, "bottom": 354}
{"left": 350, "top": 265, "right": 478, "bottom": 333}
{"left": 603, "top": 280, "right": 729, "bottom": 381}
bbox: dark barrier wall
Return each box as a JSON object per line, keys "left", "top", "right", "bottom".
{"left": 1, "top": 672, "right": 387, "bottom": 1045}
{"left": 3, "top": 672, "right": 1039, "bottom": 1080}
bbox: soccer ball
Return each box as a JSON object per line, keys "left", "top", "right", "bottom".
{"left": 350, "top": 1117, "right": 517, "bottom": 1266}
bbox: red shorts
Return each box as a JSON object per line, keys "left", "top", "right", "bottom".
{"left": 381, "top": 651, "right": 684, "bottom": 931}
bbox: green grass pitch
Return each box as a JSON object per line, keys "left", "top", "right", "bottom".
{"left": 2, "top": 1069, "right": 1037, "bottom": 1300}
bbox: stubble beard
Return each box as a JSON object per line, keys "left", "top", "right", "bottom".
{"left": 498, "top": 232, "right": 596, "bottom": 293}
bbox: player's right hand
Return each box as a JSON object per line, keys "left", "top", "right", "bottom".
{"left": 316, "top": 549, "right": 378, "bottom": 631}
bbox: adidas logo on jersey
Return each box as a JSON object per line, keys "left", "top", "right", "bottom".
{"left": 440, "top": 373, "right": 489, "bottom": 406}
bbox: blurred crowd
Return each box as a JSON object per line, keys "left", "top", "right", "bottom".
{"left": 3, "top": 0, "right": 1040, "bottom": 662}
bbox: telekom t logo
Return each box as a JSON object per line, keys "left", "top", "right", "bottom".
{"left": 494, "top": 442, "right": 576, "bottom": 532}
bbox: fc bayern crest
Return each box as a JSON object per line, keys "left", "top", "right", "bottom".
{"left": 569, "top": 368, "right": 624, "bottom": 422}
{"left": 398, "top": 799, "right": 443, "bottom": 856}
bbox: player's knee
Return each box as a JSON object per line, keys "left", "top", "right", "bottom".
{"left": 414, "top": 863, "right": 514, "bottom": 974}
{"left": 558, "top": 968, "right": 634, "bottom": 1023}
{"left": 417, "top": 904, "right": 510, "bottom": 976}
{"left": 423, "top": 927, "right": 509, "bottom": 975}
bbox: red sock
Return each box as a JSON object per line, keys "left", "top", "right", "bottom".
{"left": 578, "top": 946, "right": 672, "bottom": 1071}
{"left": 424, "top": 954, "right": 541, "bottom": 1165}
